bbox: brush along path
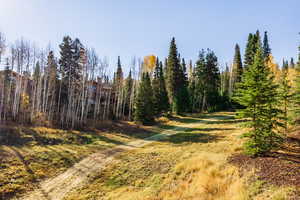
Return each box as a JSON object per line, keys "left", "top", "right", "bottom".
{"left": 18, "top": 116, "right": 216, "bottom": 200}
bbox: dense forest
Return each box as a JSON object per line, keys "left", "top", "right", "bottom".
{"left": 0, "top": 30, "right": 299, "bottom": 156}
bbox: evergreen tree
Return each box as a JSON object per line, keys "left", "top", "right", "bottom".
{"left": 4, "top": 59, "right": 11, "bottom": 86}
{"left": 279, "top": 67, "right": 292, "bottom": 131}
{"left": 152, "top": 58, "right": 169, "bottom": 115}
{"left": 113, "top": 56, "right": 124, "bottom": 119}
{"left": 221, "top": 64, "right": 230, "bottom": 97}
{"left": 290, "top": 57, "right": 295, "bottom": 68}
{"left": 71, "top": 38, "right": 84, "bottom": 82}
{"left": 114, "top": 56, "right": 123, "bottom": 86}
{"left": 234, "top": 38, "right": 283, "bottom": 156}
{"left": 33, "top": 61, "right": 41, "bottom": 83}
{"left": 244, "top": 33, "right": 254, "bottom": 70}
{"left": 124, "top": 70, "right": 133, "bottom": 114}
{"left": 263, "top": 31, "right": 271, "bottom": 59}
{"left": 244, "top": 31, "right": 260, "bottom": 70}
{"left": 194, "top": 50, "right": 206, "bottom": 112}
{"left": 134, "top": 72, "right": 154, "bottom": 124}
{"left": 231, "top": 44, "right": 243, "bottom": 95}
{"left": 179, "top": 58, "right": 190, "bottom": 112}
{"left": 166, "top": 37, "right": 182, "bottom": 114}
{"left": 59, "top": 36, "right": 73, "bottom": 104}
{"left": 192, "top": 49, "right": 221, "bottom": 112}
{"left": 293, "top": 43, "right": 300, "bottom": 122}
{"left": 46, "top": 51, "right": 59, "bottom": 110}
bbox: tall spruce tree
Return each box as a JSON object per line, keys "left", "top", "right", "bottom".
{"left": 205, "top": 50, "right": 221, "bottom": 111}
{"left": 234, "top": 36, "right": 283, "bottom": 156}
{"left": 221, "top": 64, "right": 230, "bottom": 97}
{"left": 244, "top": 32, "right": 261, "bottom": 70}
{"left": 134, "top": 72, "right": 154, "bottom": 124}
{"left": 59, "top": 36, "right": 73, "bottom": 105}
{"left": 263, "top": 31, "right": 271, "bottom": 59}
{"left": 192, "top": 49, "right": 221, "bottom": 112}
{"left": 124, "top": 70, "right": 133, "bottom": 117}
{"left": 114, "top": 56, "right": 123, "bottom": 86}
{"left": 244, "top": 34, "right": 254, "bottom": 70}
{"left": 194, "top": 50, "right": 206, "bottom": 112}
{"left": 152, "top": 58, "right": 169, "bottom": 115}
{"left": 166, "top": 37, "right": 182, "bottom": 114}
{"left": 231, "top": 44, "right": 243, "bottom": 95}
{"left": 179, "top": 58, "right": 190, "bottom": 112}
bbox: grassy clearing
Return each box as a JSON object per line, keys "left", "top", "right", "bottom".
{"left": 1, "top": 113, "right": 297, "bottom": 200}
{"left": 64, "top": 112, "right": 239, "bottom": 200}
{"left": 0, "top": 122, "right": 157, "bottom": 200}
{"left": 64, "top": 112, "right": 297, "bottom": 200}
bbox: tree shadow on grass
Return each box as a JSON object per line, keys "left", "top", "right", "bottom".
{"left": 167, "top": 114, "right": 238, "bottom": 124}
{"left": 183, "top": 127, "right": 235, "bottom": 132}
{"left": 202, "top": 119, "right": 248, "bottom": 125}
{"left": 160, "top": 132, "right": 223, "bottom": 144}
{"left": 0, "top": 126, "right": 128, "bottom": 147}
{"left": 93, "top": 121, "right": 158, "bottom": 139}
{"left": 5, "top": 147, "right": 51, "bottom": 200}
{"left": 168, "top": 116, "right": 205, "bottom": 124}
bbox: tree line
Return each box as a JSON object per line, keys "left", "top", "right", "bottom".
{"left": 0, "top": 30, "right": 299, "bottom": 156}
{"left": 0, "top": 33, "right": 225, "bottom": 127}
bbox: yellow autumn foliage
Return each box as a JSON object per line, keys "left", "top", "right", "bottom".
{"left": 265, "top": 54, "right": 281, "bottom": 82}
{"left": 287, "top": 67, "right": 297, "bottom": 87}
{"left": 143, "top": 55, "right": 156, "bottom": 72}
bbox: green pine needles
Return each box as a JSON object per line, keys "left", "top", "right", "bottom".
{"left": 234, "top": 33, "right": 284, "bottom": 156}
{"left": 134, "top": 72, "right": 155, "bottom": 125}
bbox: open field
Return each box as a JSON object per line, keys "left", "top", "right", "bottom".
{"left": 1, "top": 112, "right": 299, "bottom": 200}
{"left": 63, "top": 112, "right": 299, "bottom": 200}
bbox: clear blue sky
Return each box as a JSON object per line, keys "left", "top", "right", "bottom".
{"left": 0, "top": 0, "right": 299, "bottom": 73}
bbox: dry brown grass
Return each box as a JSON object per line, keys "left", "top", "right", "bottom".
{"left": 65, "top": 112, "right": 297, "bottom": 200}
{"left": 65, "top": 112, "right": 250, "bottom": 200}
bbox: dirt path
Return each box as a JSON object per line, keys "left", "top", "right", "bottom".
{"left": 18, "top": 119, "right": 210, "bottom": 200}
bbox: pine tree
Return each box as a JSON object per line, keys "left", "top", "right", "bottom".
{"left": 166, "top": 37, "right": 182, "bottom": 114}
{"left": 188, "top": 61, "right": 196, "bottom": 112}
{"left": 33, "top": 61, "right": 41, "bottom": 83}
{"left": 231, "top": 44, "right": 243, "bottom": 95}
{"left": 124, "top": 70, "right": 133, "bottom": 118}
{"left": 58, "top": 36, "right": 73, "bottom": 105}
{"left": 234, "top": 38, "right": 283, "bottom": 156}
{"left": 205, "top": 50, "right": 221, "bottom": 111}
{"left": 192, "top": 49, "right": 221, "bottom": 112}
{"left": 134, "top": 72, "right": 154, "bottom": 124}
{"left": 221, "top": 64, "right": 230, "bottom": 97}
{"left": 114, "top": 56, "right": 123, "bottom": 86}
{"left": 244, "top": 34, "right": 254, "bottom": 70}
{"left": 113, "top": 56, "right": 124, "bottom": 119}
{"left": 263, "top": 31, "right": 271, "bottom": 59}
{"left": 194, "top": 50, "right": 207, "bottom": 112}
{"left": 152, "top": 58, "right": 169, "bottom": 115}
{"left": 179, "top": 58, "right": 190, "bottom": 112}
{"left": 46, "top": 51, "right": 59, "bottom": 118}
{"left": 244, "top": 31, "right": 260, "bottom": 70}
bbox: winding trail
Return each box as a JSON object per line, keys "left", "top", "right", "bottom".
{"left": 18, "top": 117, "right": 218, "bottom": 200}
